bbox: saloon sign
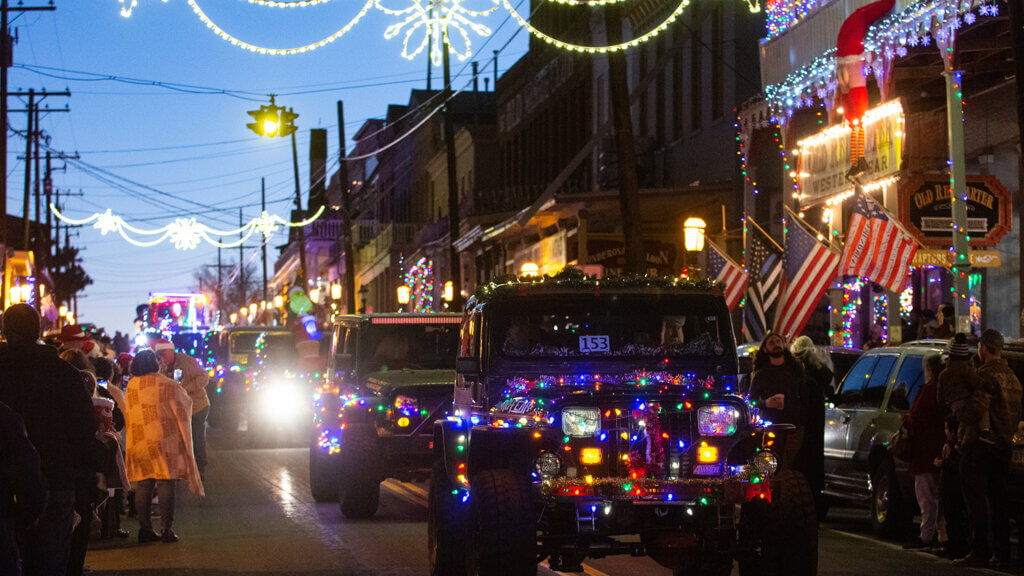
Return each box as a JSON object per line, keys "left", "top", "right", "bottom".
{"left": 796, "top": 100, "right": 905, "bottom": 205}
{"left": 898, "top": 174, "right": 1012, "bottom": 248}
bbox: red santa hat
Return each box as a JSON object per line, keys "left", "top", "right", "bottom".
{"left": 836, "top": 0, "right": 895, "bottom": 122}
{"left": 149, "top": 338, "right": 175, "bottom": 352}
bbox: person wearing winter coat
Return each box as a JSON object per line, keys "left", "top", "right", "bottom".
{"left": 749, "top": 332, "right": 805, "bottom": 469}
{"left": 790, "top": 335, "right": 832, "bottom": 520}
{"left": 0, "top": 304, "right": 96, "bottom": 576}
{"left": 0, "top": 400, "right": 46, "bottom": 576}
{"left": 902, "top": 354, "right": 946, "bottom": 549}
{"left": 124, "top": 350, "right": 204, "bottom": 544}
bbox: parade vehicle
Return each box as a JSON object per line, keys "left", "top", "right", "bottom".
{"left": 308, "top": 313, "right": 461, "bottom": 516}
{"left": 825, "top": 339, "right": 1024, "bottom": 537}
{"left": 206, "top": 326, "right": 296, "bottom": 431}
{"left": 245, "top": 331, "right": 321, "bottom": 446}
{"left": 427, "top": 269, "right": 817, "bottom": 576}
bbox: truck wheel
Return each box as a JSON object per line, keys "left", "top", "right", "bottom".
{"left": 428, "top": 460, "right": 469, "bottom": 576}
{"left": 309, "top": 445, "right": 339, "bottom": 503}
{"left": 739, "top": 469, "right": 818, "bottom": 576}
{"left": 469, "top": 469, "right": 535, "bottom": 576}
{"left": 871, "top": 457, "right": 912, "bottom": 539}
{"left": 338, "top": 432, "right": 381, "bottom": 519}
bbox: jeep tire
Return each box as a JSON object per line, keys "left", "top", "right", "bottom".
{"left": 739, "top": 469, "right": 818, "bottom": 576}
{"left": 428, "top": 460, "right": 469, "bottom": 576}
{"left": 871, "top": 457, "right": 912, "bottom": 539}
{"left": 309, "top": 445, "right": 340, "bottom": 503}
{"left": 338, "top": 431, "right": 381, "bottom": 519}
{"left": 469, "top": 469, "right": 535, "bottom": 576}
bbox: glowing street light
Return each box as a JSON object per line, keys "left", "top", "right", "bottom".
{"left": 443, "top": 281, "right": 454, "bottom": 302}
{"left": 331, "top": 283, "right": 342, "bottom": 300}
{"left": 397, "top": 285, "right": 411, "bottom": 305}
{"left": 684, "top": 217, "right": 706, "bottom": 252}
{"left": 274, "top": 295, "right": 285, "bottom": 308}
{"left": 520, "top": 262, "right": 540, "bottom": 277}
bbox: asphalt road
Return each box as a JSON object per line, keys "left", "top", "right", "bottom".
{"left": 84, "top": 430, "right": 1010, "bottom": 576}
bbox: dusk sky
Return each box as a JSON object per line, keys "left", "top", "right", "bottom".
{"left": 11, "top": 0, "right": 527, "bottom": 334}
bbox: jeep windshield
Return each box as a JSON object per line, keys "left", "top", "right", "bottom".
{"left": 363, "top": 324, "right": 459, "bottom": 373}
{"left": 494, "top": 293, "right": 730, "bottom": 360}
{"left": 231, "top": 331, "right": 294, "bottom": 354}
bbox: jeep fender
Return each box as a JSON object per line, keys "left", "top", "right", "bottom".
{"left": 339, "top": 396, "right": 380, "bottom": 430}
{"left": 433, "top": 420, "right": 466, "bottom": 484}
{"left": 466, "top": 427, "right": 534, "bottom": 479}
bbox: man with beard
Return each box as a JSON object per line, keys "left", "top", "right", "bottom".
{"left": 749, "top": 332, "right": 806, "bottom": 469}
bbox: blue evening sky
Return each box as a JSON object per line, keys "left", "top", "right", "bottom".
{"left": 10, "top": 0, "right": 527, "bottom": 334}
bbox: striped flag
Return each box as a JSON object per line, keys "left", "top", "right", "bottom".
{"left": 774, "top": 215, "right": 840, "bottom": 338}
{"left": 743, "top": 218, "right": 783, "bottom": 343}
{"left": 840, "top": 191, "right": 918, "bottom": 293}
{"left": 705, "top": 240, "right": 747, "bottom": 310}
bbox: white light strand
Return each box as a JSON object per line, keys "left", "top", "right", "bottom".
{"left": 50, "top": 204, "right": 325, "bottom": 251}
{"left": 377, "top": 0, "right": 496, "bottom": 66}
{"left": 247, "top": 0, "right": 336, "bottom": 7}
{"left": 185, "top": 0, "right": 374, "bottom": 55}
{"left": 499, "top": 0, "right": 689, "bottom": 53}
{"left": 119, "top": 0, "right": 169, "bottom": 18}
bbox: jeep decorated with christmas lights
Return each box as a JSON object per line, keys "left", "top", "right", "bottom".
{"left": 428, "top": 269, "right": 818, "bottom": 576}
{"left": 308, "top": 313, "right": 462, "bottom": 517}
{"left": 206, "top": 326, "right": 296, "bottom": 431}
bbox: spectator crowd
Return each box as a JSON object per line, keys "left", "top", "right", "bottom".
{"left": 0, "top": 304, "right": 207, "bottom": 576}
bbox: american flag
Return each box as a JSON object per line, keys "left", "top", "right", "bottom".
{"left": 743, "top": 219, "right": 783, "bottom": 343}
{"left": 774, "top": 217, "right": 840, "bottom": 338}
{"left": 840, "top": 191, "right": 918, "bottom": 293}
{"left": 705, "top": 240, "right": 747, "bottom": 310}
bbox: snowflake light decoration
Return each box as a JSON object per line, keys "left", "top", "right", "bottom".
{"left": 118, "top": 0, "right": 168, "bottom": 18}
{"left": 51, "top": 204, "right": 325, "bottom": 251}
{"left": 375, "top": 0, "right": 496, "bottom": 66}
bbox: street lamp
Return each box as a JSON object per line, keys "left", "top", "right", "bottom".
{"left": 683, "top": 217, "right": 707, "bottom": 252}
{"left": 246, "top": 95, "right": 306, "bottom": 282}
{"left": 520, "top": 262, "right": 540, "bottom": 277}
{"left": 397, "top": 285, "right": 411, "bottom": 305}
{"left": 274, "top": 295, "right": 285, "bottom": 308}
{"left": 331, "top": 283, "right": 342, "bottom": 300}
{"left": 443, "top": 281, "right": 453, "bottom": 302}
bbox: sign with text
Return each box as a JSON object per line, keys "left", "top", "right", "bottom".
{"left": 796, "top": 100, "right": 904, "bottom": 204}
{"left": 585, "top": 237, "right": 677, "bottom": 276}
{"left": 898, "top": 174, "right": 1012, "bottom": 248}
{"left": 911, "top": 249, "right": 1002, "bottom": 268}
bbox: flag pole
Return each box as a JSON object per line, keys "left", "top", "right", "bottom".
{"left": 745, "top": 215, "right": 784, "bottom": 253}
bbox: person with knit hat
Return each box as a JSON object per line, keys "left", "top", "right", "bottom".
{"left": 0, "top": 304, "right": 97, "bottom": 576}
{"left": 937, "top": 333, "right": 988, "bottom": 446}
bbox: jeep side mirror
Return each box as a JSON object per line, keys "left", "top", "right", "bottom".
{"left": 456, "top": 357, "right": 481, "bottom": 377}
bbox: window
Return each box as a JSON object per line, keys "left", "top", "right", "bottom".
{"left": 862, "top": 355, "right": 898, "bottom": 408}
{"left": 836, "top": 356, "right": 876, "bottom": 407}
{"left": 888, "top": 355, "right": 925, "bottom": 411}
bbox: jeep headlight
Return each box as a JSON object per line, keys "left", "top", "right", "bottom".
{"left": 752, "top": 451, "right": 779, "bottom": 475}
{"left": 697, "top": 404, "right": 741, "bottom": 436}
{"left": 535, "top": 452, "right": 561, "bottom": 479}
{"left": 562, "top": 407, "right": 600, "bottom": 437}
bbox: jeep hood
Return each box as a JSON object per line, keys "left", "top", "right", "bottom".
{"left": 364, "top": 369, "right": 454, "bottom": 396}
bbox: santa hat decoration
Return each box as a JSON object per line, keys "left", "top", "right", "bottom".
{"left": 149, "top": 338, "right": 175, "bottom": 352}
{"left": 61, "top": 324, "right": 90, "bottom": 342}
{"left": 836, "top": 0, "right": 895, "bottom": 155}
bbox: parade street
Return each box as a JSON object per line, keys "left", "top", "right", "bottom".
{"left": 82, "top": 431, "right": 1004, "bottom": 576}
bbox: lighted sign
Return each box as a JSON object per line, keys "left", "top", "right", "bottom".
{"left": 795, "top": 100, "right": 904, "bottom": 205}
{"left": 899, "top": 174, "right": 1012, "bottom": 248}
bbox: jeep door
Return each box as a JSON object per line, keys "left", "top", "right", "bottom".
{"left": 824, "top": 353, "right": 899, "bottom": 498}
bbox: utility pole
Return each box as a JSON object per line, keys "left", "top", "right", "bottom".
{"left": 605, "top": 4, "right": 645, "bottom": 273}
{"left": 44, "top": 151, "right": 52, "bottom": 244}
{"left": 21, "top": 89, "right": 32, "bottom": 252}
{"left": 442, "top": 46, "right": 463, "bottom": 309}
{"left": 1, "top": 0, "right": 56, "bottom": 308}
{"left": 290, "top": 131, "right": 308, "bottom": 286}
{"left": 217, "top": 245, "right": 223, "bottom": 314}
{"left": 32, "top": 105, "right": 40, "bottom": 238}
{"left": 239, "top": 208, "right": 245, "bottom": 311}
{"left": 337, "top": 101, "right": 357, "bottom": 314}
{"left": 1008, "top": 0, "right": 1024, "bottom": 336}
{"left": 261, "top": 178, "right": 268, "bottom": 304}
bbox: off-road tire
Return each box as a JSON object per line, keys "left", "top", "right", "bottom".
{"left": 739, "top": 469, "right": 818, "bottom": 576}
{"left": 309, "top": 445, "right": 340, "bottom": 503}
{"left": 871, "top": 457, "right": 912, "bottom": 539}
{"left": 338, "top": 431, "right": 381, "bottom": 519}
{"left": 428, "top": 460, "right": 469, "bottom": 576}
{"left": 469, "top": 469, "right": 535, "bottom": 576}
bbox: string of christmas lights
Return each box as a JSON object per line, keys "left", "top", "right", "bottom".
{"left": 405, "top": 257, "right": 436, "bottom": 313}
{"left": 50, "top": 204, "right": 325, "bottom": 251}
{"left": 247, "top": 0, "right": 337, "bottom": 7}
{"left": 184, "top": 0, "right": 374, "bottom": 55}
{"left": 499, "top": 0, "right": 690, "bottom": 53}
{"left": 376, "top": 0, "right": 496, "bottom": 66}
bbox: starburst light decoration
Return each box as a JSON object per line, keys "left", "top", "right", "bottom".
{"left": 119, "top": 0, "right": 168, "bottom": 18}
{"left": 50, "top": 204, "right": 325, "bottom": 251}
{"left": 375, "top": 0, "right": 496, "bottom": 66}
